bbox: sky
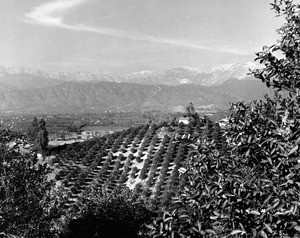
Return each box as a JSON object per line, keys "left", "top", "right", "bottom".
{"left": 0, "top": 0, "right": 283, "bottom": 74}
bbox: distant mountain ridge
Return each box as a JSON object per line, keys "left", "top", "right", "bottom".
{"left": 0, "top": 63, "right": 271, "bottom": 113}
{"left": 0, "top": 79, "right": 272, "bottom": 113}
{"left": 0, "top": 62, "right": 261, "bottom": 89}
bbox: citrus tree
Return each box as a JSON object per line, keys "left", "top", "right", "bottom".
{"left": 144, "top": 0, "right": 300, "bottom": 237}
{"left": 60, "top": 186, "right": 154, "bottom": 238}
{"left": 0, "top": 127, "right": 57, "bottom": 237}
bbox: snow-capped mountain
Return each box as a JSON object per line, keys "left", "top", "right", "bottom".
{"left": 0, "top": 66, "right": 35, "bottom": 76}
{"left": 203, "top": 62, "right": 262, "bottom": 86}
{"left": 122, "top": 70, "right": 161, "bottom": 84}
{"left": 120, "top": 62, "right": 260, "bottom": 86}
{"left": 0, "top": 62, "right": 262, "bottom": 90}
{"left": 47, "top": 71, "right": 98, "bottom": 81}
{"left": 209, "top": 63, "right": 235, "bottom": 72}
{"left": 125, "top": 70, "right": 159, "bottom": 78}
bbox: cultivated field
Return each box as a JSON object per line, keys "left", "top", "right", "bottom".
{"left": 50, "top": 119, "right": 221, "bottom": 208}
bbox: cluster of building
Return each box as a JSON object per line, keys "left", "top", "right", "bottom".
{"left": 1, "top": 109, "right": 227, "bottom": 147}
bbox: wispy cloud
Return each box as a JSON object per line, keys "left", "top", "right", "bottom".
{"left": 25, "top": 0, "right": 82, "bottom": 27}
{"left": 24, "top": 0, "right": 249, "bottom": 55}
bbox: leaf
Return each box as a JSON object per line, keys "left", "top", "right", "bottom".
{"left": 250, "top": 210, "right": 261, "bottom": 215}
{"left": 239, "top": 223, "right": 245, "bottom": 232}
{"left": 288, "top": 145, "right": 298, "bottom": 156}
{"left": 213, "top": 210, "right": 220, "bottom": 216}
{"left": 164, "top": 217, "right": 173, "bottom": 222}
{"left": 292, "top": 205, "right": 298, "bottom": 214}
{"left": 230, "top": 230, "right": 245, "bottom": 236}
{"left": 259, "top": 230, "right": 268, "bottom": 238}
{"left": 274, "top": 211, "right": 288, "bottom": 216}
{"left": 205, "top": 229, "right": 217, "bottom": 235}
{"left": 295, "top": 136, "right": 300, "bottom": 145}
{"left": 294, "top": 225, "right": 300, "bottom": 232}
{"left": 248, "top": 135, "right": 252, "bottom": 143}
{"left": 261, "top": 179, "right": 272, "bottom": 184}
{"left": 264, "top": 223, "right": 273, "bottom": 233}
{"left": 210, "top": 215, "right": 218, "bottom": 220}
{"left": 197, "top": 221, "right": 202, "bottom": 231}
{"left": 179, "top": 214, "right": 190, "bottom": 219}
{"left": 263, "top": 194, "right": 272, "bottom": 205}
{"left": 245, "top": 149, "right": 250, "bottom": 157}
{"left": 222, "top": 200, "right": 228, "bottom": 209}
{"left": 267, "top": 157, "right": 273, "bottom": 165}
{"left": 190, "top": 227, "right": 200, "bottom": 233}
{"left": 205, "top": 184, "right": 210, "bottom": 192}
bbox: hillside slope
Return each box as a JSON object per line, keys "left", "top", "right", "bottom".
{"left": 50, "top": 120, "right": 219, "bottom": 207}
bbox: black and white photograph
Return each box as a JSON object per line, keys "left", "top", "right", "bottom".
{"left": 1, "top": 0, "right": 300, "bottom": 237}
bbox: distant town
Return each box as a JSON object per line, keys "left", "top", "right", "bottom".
{"left": 0, "top": 107, "right": 226, "bottom": 146}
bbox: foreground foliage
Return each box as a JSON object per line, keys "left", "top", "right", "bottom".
{"left": 144, "top": 0, "right": 300, "bottom": 237}
{"left": 0, "top": 127, "right": 55, "bottom": 237}
{"left": 60, "top": 187, "right": 154, "bottom": 238}
{"left": 145, "top": 98, "right": 300, "bottom": 237}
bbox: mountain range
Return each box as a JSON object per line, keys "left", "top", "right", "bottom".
{"left": 0, "top": 62, "right": 260, "bottom": 88}
{"left": 0, "top": 63, "right": 272, "bottom": 113}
